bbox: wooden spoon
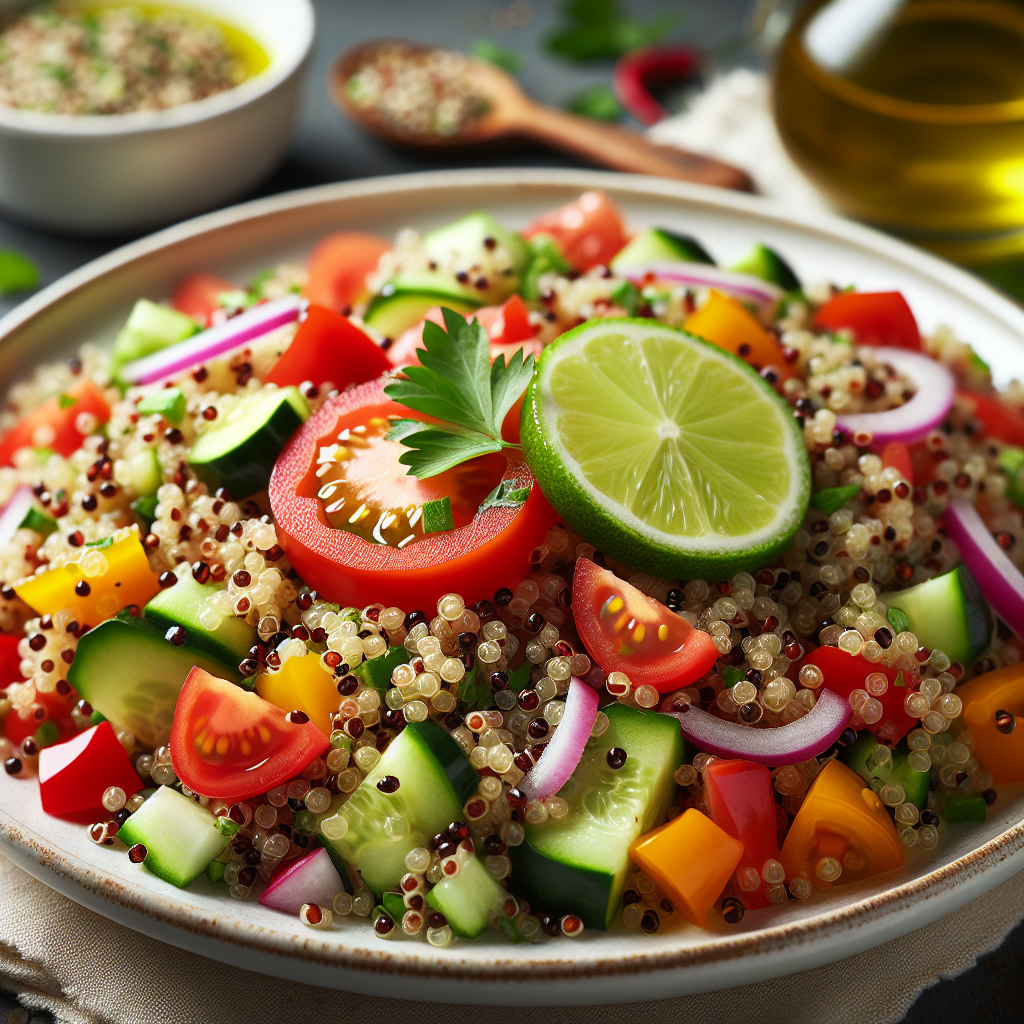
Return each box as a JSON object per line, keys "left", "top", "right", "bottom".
{"left": 331, "top": 40, "right": 753, "bottom": 192}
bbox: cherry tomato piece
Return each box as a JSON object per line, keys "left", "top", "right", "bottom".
{"left": 304, "top": 232, "right": 391, "bottom": 313}
{"left": 171, "top": 272, "right": 236, "bottom": 327}
{"left": 814, "top": 291, "right": 920, "bottom": 350}
{"left": 522, "top": 191, "right": 628, "bottom": 272}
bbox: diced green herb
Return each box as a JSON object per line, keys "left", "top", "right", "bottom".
{"left": 893, "top": 670, "right": 906, "bottom": 687}
{"left": 508, "top": 660, "right": 533, "bottom": 693}
{"left": 422, "top": 497, "right": 455, "bottom": 533}
{"left": 610, "top": 280, "right": 641, "bottom": 315}
{"left": 809, "top": 484, "right": 861, "bottom": 516}
{"left": 547, "top": 0, "right": 675, "bottom": 62}
{"left": 19, "top": 506, "right": 57, "bottom": 537}
{"left": 131, "top": 493, "right": 159, "bottom": 529}
{"left": 521, "top": 233, "right": 571, "bottom": 300}
{"left": 34, "top": 720, "right": 60, "bottom": 748}
{"left": 137, "top": 387, "right": 187, "bottom": 424}
{"left": 478, "top": 478, "right": 531, "bottom": 514}
{"left": 353, "top": 646, "right": 412, "bottom": 692}
{"left": 457, "top": 664, "right": 492, "bottom": 711}
{"left": 236, "top": 674, "right": 258, "bottom": 692}
{"left": 566, "top": 82, "right": 623, "bottom": 121}
{"left": 887, "top": 607, "right": 911, "bottom": 635}
{"left": 85, "top": 535, "right": 115, "bottom": 549}
{"left": 470, "top": 38, "right": 523, "bottom": 74}
{"left": 58, "top": 393, "right": 77, "bottom": 409}
{"left": 722, "top": 666, "right": 744, "bottom": 688}
{"left": 215, "top": 815, "right": 241, "bottom": 837}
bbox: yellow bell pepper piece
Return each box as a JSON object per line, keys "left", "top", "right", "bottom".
{"left": 256, "top": 652, "right": 339, "bottom": 736}
{"left": 628, "top": 808, "right": 744, "bottom": 927}
{"left": 781, "top": 759, "right": 904, "bottom": 889}
{"left": 957, "top": 663, "right": 1023, "bottom": 784}
{"left": 14, "top": 525, "right": 159, "bottom": 624}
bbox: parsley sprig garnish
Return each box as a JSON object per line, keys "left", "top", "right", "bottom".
{"left": 383, "top": 307, "right": 534, "bottom": 479}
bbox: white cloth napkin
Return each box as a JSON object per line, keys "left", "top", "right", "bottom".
{"left": 1, "top": 852, "right": 1022, "bottom": 1024}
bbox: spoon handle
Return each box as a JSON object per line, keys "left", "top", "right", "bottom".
{"left": 512, "top": 104, "right": 753, "bottom": 191}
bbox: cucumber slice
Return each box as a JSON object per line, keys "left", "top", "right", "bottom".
{"left": 117, "top": 785, "right": 230, "bottom": 888}
{"left": 521, "top": 233, "right": 572, "bottom": 299}
{"left": 112, "top": 300, "right": 198, "bottom": 377}
{"left": 838, "top": 732, "right": 930, "bottom": 809}
{"left": 881, "top": 565, "right": 992, "bottom": 672}
{"left": 137, "top": 387, "right": 186, "bottom": 425}
{"left": 730, "top": 244, "right": 801, "bottom": 291}
{"left": 123, "top": 447, "right": 162, "bottom": 496}
{"left": 353, "top": 645, "right": 411, "bottom": 693}
{"left": 318, "top": 720, "right": 476, "bottom": 895}
{"left": 427, "top": 854, "right": 508, "bottom": 938}
{"left": 510, "top": 704, "right": 682, "bottom": 930}
{"left": 364, "top": 292, "right": 479, "bottom": 340}
{"left": 144, "top": 573, "right": 256, "bottom": 673}
{"left": 67, "top": 609, "right": 241, "bottom": 749}
{"left": 610, "top": 228, "right": 714, "bottom": 272}
{"left": 188, "top": 386, "right": 308, "bottom": 498}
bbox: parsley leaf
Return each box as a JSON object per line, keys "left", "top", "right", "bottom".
{"left": 470, "top": 38, "right": 523, "bottom": 74}
{"left": 457, "top": 665, "right": 493, "bottom": 711}
{"left": 478, "top": 478, "right": 532, "bottom": 514}
{"left": 392, "top": 425, "right": 503, "bottom": 479}
{"left": 566, "top": 83, "right": 624, "bottom": 121}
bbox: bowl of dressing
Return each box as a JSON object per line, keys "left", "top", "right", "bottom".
{"left": 0, "top": 0, "right": 314, "bottom": 235}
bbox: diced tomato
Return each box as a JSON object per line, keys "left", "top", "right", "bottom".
{"left": 522, "top": 191, "right": 628, "bottom": 272}
{"left": 572, "top": 559, "right": 719, "bottom": 694}
{"left": 814, "top": 291, "right": 921, "bottom": 350}
{"left": 265, "top": 305, "right": 391, "bottom": 390}
{"left": 3, "top": 686, "right": 77, "bottom": 747}
{"left": 171, "top": 272, "right": 235, "bottom": 327}
{"left": 702, "top": 759, "right": 780, "bottom": 910}
{"left": 269, "top": 379, "right": 557, "bottom": 611}
{"left": 0, "top": 633, "right": 22, "bottom": 687}
{"left": 170, "top": 667, "right": 330, "bottom": 801}
{"left": 475, "top": 294, "right": 534, "bottom": 347}
{"left": 0, "top": 379, "right": 111, "bottom": 467}
{"left": 880, "top": 441, "right": 913, "bottom": 485}
{"left": 958, "top": 390, "right": 1024, "bottom": 445}
{"left": 799, "top": 646, "right": 917, "bottom": 746}
{"left": 38, "top": 722, "right": 142, "bottom": 816}
{"left": 304, "top": 232, "right": 391, "bottom": 313}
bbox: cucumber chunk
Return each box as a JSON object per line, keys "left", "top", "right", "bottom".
{"left": 881, "top": 565, "right": 992, "bottom": 672}
{"left": 67, "top": 609, "right": 241, "bottom": 749}
{"left": 144, "top": 572, "right": 257, "bottom": 673}
{"left": 609, "top": 227, "right": 714, "bottom": 272}
{"left": 117, "top": 785, "right": 230, "bottom": 888}
{"left": 510, "top": 704, "right": 682, "bottom": 930}
{"left": 112, "top": 300, "right": 198, "bottom": 378}
{"left": 427, "top": 854, "right": 508, "bottom": 938}
{"left": 364, "top": 291, "right": 479, "bottom": 340}
{"left": 838, "top": 732, "right": 930, "bottom": 809}
{"left": 188, "top": 386, "right": 308, "bottom": 498}
{"left": 353, "top": 645, "right": 411, "bottom": 693}
{"left": 521, "top": 233, "right": 572, "bottom": 299}
{"left": 137, "top": 387, "right": 186, "bottom": 425}
{"left": 730, "top": 244, "right": 801, "bottom": 291}
{"left": 318, "top": 720, "right": 476, "bottom": 895}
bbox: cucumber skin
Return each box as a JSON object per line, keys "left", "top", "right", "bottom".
{"left": 610, "top": 228, "right": 714, "bottom": 272}
{"left": 364, "top": 292, "right": 478, "bottom": 339}
{"left": 731, "top": 244, "right": 802, "bottom": 291}
{"left": 838, "top": 732, "right": 930, "bottom": 809}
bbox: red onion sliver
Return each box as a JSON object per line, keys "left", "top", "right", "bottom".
{"left": 520, "top": 676, "right": 599, "bottom": 801}
{"left": 942, "top": 496, "right": 1024, "bottom": 639}
{"left": 836, "top": 347, "right": 954, "bottom": 448}
{"left": 0, "top": 485, "right": 36, "bottom": 547}
{"left": 663, "top": 687, "right": 851, "bottom": 766}
{"left": 120, "top": 294, "right": 304, "bottom": 385}
{"left": 624, "top": 262, "right": 782, "bottom": 313}
{"left": 259, "top": 847, "right": 344, "bottom": 915}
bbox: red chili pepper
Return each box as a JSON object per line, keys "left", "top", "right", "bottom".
{"left": 613, "top": 46, "right": 700, "bottom": 126}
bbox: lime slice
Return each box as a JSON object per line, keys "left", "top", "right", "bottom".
{"left": 521, "top": 319, "right": 811, "bottom": 580}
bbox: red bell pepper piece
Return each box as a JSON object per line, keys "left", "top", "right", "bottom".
{"left": 800, "top": 646, "right": 917, "bottom": 745}
{"left": 0, "top": 632, "right": 22, "bottom": 688}
{"left": 38, "top": 721, "right": 142, "bottom": 816}
{"left": 958, "top": 390, "right": 1024, "bottom": 446}
{"left": 264, "top": 305, "right": 391, "bottom": 390}
{"left": 171, "top": 272, "right": 236, "bottom": 327}
{"left": 881, "top": 441, "right": 913, "bottom": 485}
{"left": 703, "top": 758, "right": 779, "bottom": 910}
{"left": 814, "top": 292, "right": 921, "bottom": 350}
{"left": 613, "top": 46, "right": 699, "bottom": 126}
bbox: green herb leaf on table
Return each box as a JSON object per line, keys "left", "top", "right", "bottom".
{"left": 547, "top": 0, "right": 675, "bottom": 62}
{"left": 566, "top": 83, "right": 624, "bottom": 121}
{"left": 470, "top": 37, "right": 523, "bottom": 74}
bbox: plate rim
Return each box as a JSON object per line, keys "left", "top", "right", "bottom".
{"left": 2, "top": 167, "right": 1023, "bottom": 989}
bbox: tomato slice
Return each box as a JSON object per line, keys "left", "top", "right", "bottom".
{"left": 265, "top": 305, "right": 391, "bottom": 390}
{"left": 304, "top": 232, "right": 392, "bottom": 313}
{"left": 814, "top": 291, "right": 921, "bottom": 350}
{"left": 571, "top": 559, "right": 719, "bottom": 693}
{"left": 958, "top": 389, "right": 1024, "bottom": 446}
{"left": 270, "top": 378, "right": 557, "bottom": 611}
{"left": 171, "top": 272, "right": 236, "bottom": 327}
{"left": 522, "top": 191, "right": 628, "bottom": 271}
{"left": 170, "top": 667, "right": 330, "bottom": 801}
{"left": 880, "top": 441, "right": 913, "bottom": 485}
{"left": 0, "top": 379, "right": 111, "bottom": 467}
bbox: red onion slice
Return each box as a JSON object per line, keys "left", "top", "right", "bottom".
{"left": 0, "top": 485, "right": 35, "bottom": 547}
{"left": 663, "top": 687, "right": 851, "bottom": 766}
{"left": 259, "top": 847, "right": 344, "bottom": 915}
{"left": 120, "top": 295, "right": 304, "bottom": 385}
{"left": 520, "top": 676, "right": 599, "bottom": 801}
{"left": 624, "top": 262, "right": 783, "bottom": 313}
{"left": 836, "top": 347, "right": 954, "bottom": 448}
{"left": 943, "top": 496, "right": 1024, "bottom": 639}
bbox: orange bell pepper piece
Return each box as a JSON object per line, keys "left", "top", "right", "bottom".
{"left": 256, "top": 652, "right": 338, "bottom": 736}
{"left": 957, "top": 663, "right": 1023, "bottom": 784}
{"left": 780, "top": 759, "right": 904, "bottom": 888}
{"left": 628, "top": 808, "right": 744, "bottom": 927}
{"left": 684, "top": 290, "right": 795, "bottom": 379}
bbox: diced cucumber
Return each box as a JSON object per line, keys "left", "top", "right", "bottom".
{"left": 364, "top": 292, "right": 479, "bottom": 340}
{"left": 999, "top": 446, "right": 1024, "bottom": 511}
{"left": 730, "top": 244, "right": 801, "bottom": 291}
{"left": 609, "top": 227, "right": 714, "bottom": 272}
{"left": 381, "top": 890, "right": 406, "bottom": 921}
{"left": 510, "top": 704, "right": 682, "bottom": 930}
{"left": 123, "top": 447, "right": 162, "bottom": 496}
{"left": 427, "top": 854, "right": 508, "bottom": 938}
{"left": 520, "top": 233, "right": 572, "bottom": 299}
{"left": 838, "top": 732, "right": 930, "bottom": 809}
{"left": 137, "top": 387, "right": 187, "bottom": 425}
{"left": 144, "top": 572, "right": 256, "bottom": 673}
{"left": 67, "top": 609, "right": 240, "bottom": 749}
{"left": 881, "top": 565, "right": 992, "bottom": 672}
{"left": 117, "top": 785, "right": 230, "bottom": 888}
{"left": 943, "top": 792, "right": 986, "bottom": 823}
{"left": 188, "top": 386, "right": 308, "bottom": 498}
{"left": 112, "top": 300, "right": 198, "bottom": 378}
{"left": 207, "top": 860, "right": 226, "bottom": 885}
{"left": 353, "top": 645, "right": 411, "bottom": 693}
{"left": 319, "top": 720, "right": 477, "bottom": 895}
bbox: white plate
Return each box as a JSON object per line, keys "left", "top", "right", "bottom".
{"left": 1, "top": 170, "right": 1022, "bottom": 1006}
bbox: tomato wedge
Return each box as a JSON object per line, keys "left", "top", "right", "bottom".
{"left": 171, "top": 272, "right": 236, "bottom": 327}
{"left": 814, "top": 291, "right": 920, "bottom": 350}
{"left": 170, "top": 667, "right": 330, "bottom": 801}
{"left": 958, "top": 390, "right": 1024, "bottom": 446}
{"left": 270, "top": 377, "right": 558, "bottom": 611}
{"left": 304, "top": 232, "right": 392, "bottom": 312}
{"left": 522, "top": 191, "right": 628, "bottom": 271}
{"left": 571, "top": 559, "right": 719, "bottom": 693}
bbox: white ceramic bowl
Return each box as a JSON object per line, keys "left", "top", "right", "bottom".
{"left": 0, "top": 170, "right": 1022, "bottom": 1004}
{"left": 0, "top": 0, "right": 315, "bottom": 235}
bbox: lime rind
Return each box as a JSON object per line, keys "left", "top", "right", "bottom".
{"left": 521, "top": 318, "right": 811, "bottom": 580}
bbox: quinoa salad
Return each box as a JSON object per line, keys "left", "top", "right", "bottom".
{"left": 1, "top": 191, "right": 1022, "bottom": 946}
{"left": 0, "top": 3, "right": 258, "bottom": 116}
